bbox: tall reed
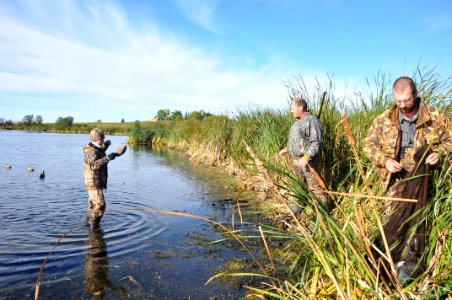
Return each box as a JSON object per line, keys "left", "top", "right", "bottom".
{"left": 131, "top": 67, "right": 450, "bottom": 299}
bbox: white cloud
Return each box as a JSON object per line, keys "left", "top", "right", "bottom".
{"left": 171, "top": 0, "right": 222, "bottom": 33}
{"left": 0, "top": 0, "right": 294, "bottom": 121}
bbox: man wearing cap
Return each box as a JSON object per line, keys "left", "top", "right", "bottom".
{"left": 83, "top": 128, "right": 125, "bottom": 226}
{"left": 279, "top": 97, "right": 329, "bottom": 211}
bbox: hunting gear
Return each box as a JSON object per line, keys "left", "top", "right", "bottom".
{"left": 364, "top": 76, "right": 451, "bottom": 282}
{"left": 279, "top": 97, "right": 330, "bottom": 212}
{"left": 83, "top": 128, "right": 127, "bottom": 226}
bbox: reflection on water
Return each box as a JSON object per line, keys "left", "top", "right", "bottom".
{"left": 84, "top": 224, "right": 109, "bottom": 299}
{"left": 0, "top": 130, "right": 254, "bottom": 299}
{"left": 84, "top": 224, "right": 127, "bottom": 299}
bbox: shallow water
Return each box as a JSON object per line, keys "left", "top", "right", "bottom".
{"left": 0, "top": 130, "right": 255, "bottom": 299}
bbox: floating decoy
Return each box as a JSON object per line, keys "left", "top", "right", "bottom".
{"left": 39, "top": 171, "right": 45, "bottom": 180}
{"left": 4, "top": 163, "right": 12, "bottom": 169}
{"left": 27, "top": 165, "right": 34, "bottom": 172}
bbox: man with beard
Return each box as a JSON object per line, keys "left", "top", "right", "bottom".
{"left": 364, "top": 76, "right": 450, "bottom": 192}
{"left": 363, "top": 76, "right": 450, "bottom": 281}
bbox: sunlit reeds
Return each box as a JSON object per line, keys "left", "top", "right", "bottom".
{"left": 131, "top": 67, "right": 450, "bottom": 298}
{"left": 34, "top": 67, "right": 450, "bottom": 299}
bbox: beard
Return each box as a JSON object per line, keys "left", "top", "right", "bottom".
{"left": 399, "top": 98, "right": 420, "bottom": 115}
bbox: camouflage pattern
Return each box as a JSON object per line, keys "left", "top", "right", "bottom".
{"left": 364, "top": 101, "right": 451, "bottom": 187}
{"left": 292, "top": 160, "right": 328, "bottom": 206}
{"left": 83, "top": 142, "right": 110, "bottom": 221}
{"left": 288, "top": 112, "right": 322, "bottom": 158}
{"left": 83, "top": 143, "right": 110, "bottom": 189}
{"left": 87, "top": 189, "right": 106, "bottom": 221}
{"left": 287, "top": 112, "right": 328, "bottom": 206}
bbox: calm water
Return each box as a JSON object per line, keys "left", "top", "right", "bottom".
{"left": 0, "top": 130, "right": 255, "bottom": 299}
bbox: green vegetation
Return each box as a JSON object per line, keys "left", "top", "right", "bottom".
{"left": 127, "top": 67, "right": 451, "bottom": 299}
{"left": 0, "top": 117, "right": 137, "bottom": 135}
{"left": 2, "top": 67, "right": 450, "bottom": 299}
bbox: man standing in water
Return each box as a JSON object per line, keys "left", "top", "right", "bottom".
{"left": 83, "top": 128, "right": 126, "bottom": 226}
{"left": 279, "top": 97, "right": 329, "bottom": 211}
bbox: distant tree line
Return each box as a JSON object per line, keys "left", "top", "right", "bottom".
{"left": 0, "top": 114, "right": 75, "bottom": 130}
{"left": 154, "top": 109, "right": 212, "bottom": 121}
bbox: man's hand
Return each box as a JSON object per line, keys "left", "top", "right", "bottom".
{"left": 104, "top": 140, "right": 111, "bottom": 149}
{"left": 385, "top": 158, "right": 402, "bottom": 173}
{"left": 425, "top": 152, "right": 439, "bottom": 165}
{"left": 295, "top": 157, "right": 309, "bottom": 169}
{"left": 108, "top": 152, "right": 119, "bottom": 160}
{"left": 279, "top": 148, "right": 288, "bottom": 157}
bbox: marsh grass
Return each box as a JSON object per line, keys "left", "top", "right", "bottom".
{"left": 35, "top": 67, "right": 450, "bottom": 299}
{"left": 129, "top": 67, "right": 450, "bottom": 299}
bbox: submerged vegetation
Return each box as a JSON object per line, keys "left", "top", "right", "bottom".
{"left": 128, "top": 68, "right": 451, "bottom": 299}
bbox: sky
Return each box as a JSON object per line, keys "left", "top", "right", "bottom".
{"left": 0, "top": 0, "right": 450, "bottom": 123}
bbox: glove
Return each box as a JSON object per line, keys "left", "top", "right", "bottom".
{"left": 103, "top": 140, "right": 111, "bottom": 150}
{"left": 116, "top": 144, "right": 127, "bottom": 156}
{"left": 108, "top": 152, "right": 118, "bottom": 160}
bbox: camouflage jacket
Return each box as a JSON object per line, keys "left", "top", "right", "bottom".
{"left": 288, "top": 112, "right": 323, "bottom": 158}
{"left": 364, "top": 101, "right": 451, "bottom": 183}
{"left": 83, "top": 143, "right": 110, "bottom": 190}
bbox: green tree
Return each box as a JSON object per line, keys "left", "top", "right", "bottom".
{"left": 155, "top": 109, "right": 170, "bottom": 121}
{"left": 22, "top": 114, "right": 34, "bottom": 125}
{"left": 55, "top": 116, "right": 74, "bottom": 127}
{"left": 35, "top": 115, "right": 43, "bottom": 124}
{"left": 186, "top": 110, "right": 212, "bottom": 120}
{"left": 170, "top": 110, "right": 183, "bottom": 120}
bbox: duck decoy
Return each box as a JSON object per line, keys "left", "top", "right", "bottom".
{"left": 4, "top": 163, "right": 12, "bottom": 169}
{"left": 39, "top": 171, "right": 45, "bottom": 180}
{"left": 27, "top": 165, "right": 34, "bottom": 172}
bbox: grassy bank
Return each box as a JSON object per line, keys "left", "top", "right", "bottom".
{"left": 129, "top": 68, "right": 451, "bottom": 299}
{"left": 3, "top": 68, "right": 450, "bottom": 298}
{"left": 0, "top": 121, "right": 140, "bottom": 136}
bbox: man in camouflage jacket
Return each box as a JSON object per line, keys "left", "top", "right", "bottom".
{"left": 364, "top": 76, "right": 451, "bottom": 191}
{"left": 280, "top": 97, "right": 329, "bottom": 210}
{"left": 83, "top": 128, "right": 120, "bottom": 225}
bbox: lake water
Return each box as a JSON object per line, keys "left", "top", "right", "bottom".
{"left": 0, "top": 130, "right": 256, "bottom": 299}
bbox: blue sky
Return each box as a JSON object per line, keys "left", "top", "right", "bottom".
{"left": 0, "top": 0, "right": 450, "bottom": 122}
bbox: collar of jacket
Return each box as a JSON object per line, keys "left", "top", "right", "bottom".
{"left": 88, "top": 142, "right": 106, "bottom": 153}
{"left": 388, "top": 100, "right": 431, "bottom": 128}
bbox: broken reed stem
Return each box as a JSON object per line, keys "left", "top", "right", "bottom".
{"left": 258, "top": 225, "right": 275, "bottom": 271}
{"left": 340, "top": 115, "right": 372, "bottom": 195}
{"left": 340, "top": 115, "right": 377, "bottom": 265}
{"left": 340, "top": 114, "right": 400, "bottom": 291}
{"left": 244, "top": 142, "right": 348, "bottom": 298}
{"left": 307, "top": 164, "right": 327, "bottom": 190}
{"left": 134, "top": 208, "right": 277, "bottom": 287}
{"left": 244, "top": 142, "right": 288, "bottom": 206}
{"left": 326, "top": 191, "right": 417, "bottom": 203}
{"left": 35, "top": 219, "right": 86, "bottom": 300}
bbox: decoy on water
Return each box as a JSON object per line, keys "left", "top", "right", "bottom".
{"left": 39, "top": 171, "right": 45, "bottom": 180}
{"left": 4, "top": 163, "right": 12, "bottom": 169}
{"left": 27, "top": 165, "right": 34, "bottom": 172}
